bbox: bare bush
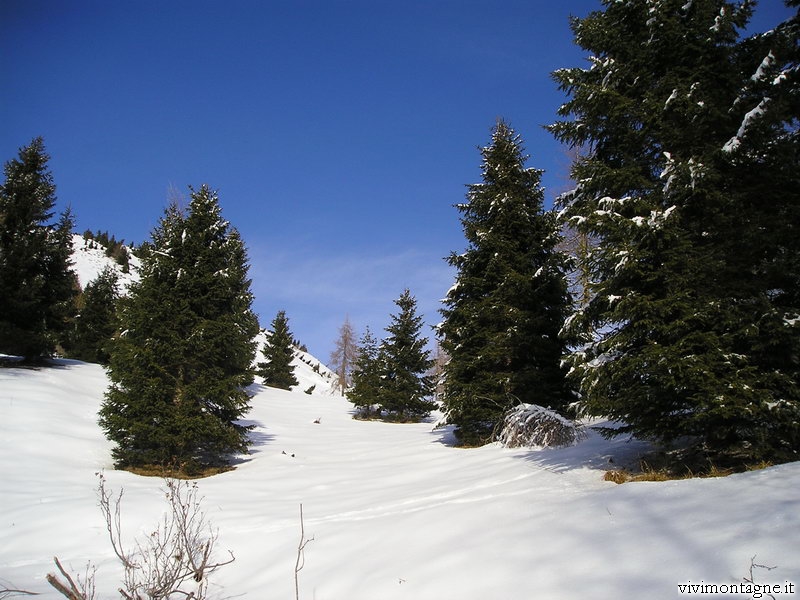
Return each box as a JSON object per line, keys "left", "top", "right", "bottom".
{"left": 47, "top": 473, "right": 233, "bottom": 600}
{"left": 495, "top": 403, "right": 586, "bottom": 449}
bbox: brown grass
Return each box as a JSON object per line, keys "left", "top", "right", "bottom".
{"left": 124, "top": 464, "right": 235, "bottom": 479}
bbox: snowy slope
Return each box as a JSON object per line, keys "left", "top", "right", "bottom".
{"left": 1, "top": 362, "right": 798, "bottom": 599}
{"left": 70, "top": 234, "right": 141, "bottom": 293}
{"left": 254, "top": 330, "right": 340, "bottom": 396}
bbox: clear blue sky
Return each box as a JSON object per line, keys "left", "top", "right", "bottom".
{"left": 1, "top": 0, "right": 792, "bottom": 363}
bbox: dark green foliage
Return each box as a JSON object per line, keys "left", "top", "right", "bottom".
{"left": 347, "top": 326, "right": 382, "bottom": 417}
{"left": 99, "top": 185, "right": 260, "bottom": 473}
{"left": 0, "top": 137, "right": 78, "bottom": 361}
{"left": 549, "top": 1, "right": 799, "bottom": 463}
{"left": 258, "top": 310, "right": 299, "bottom": 390}
{"left": 67, "top": 266, "right": 120, "bottom": 364}
{"left": 376, "top": 289, "right": 435, "bottom": 421}
{"left": 439, "top": 120, "right": 573, "bottom": 446}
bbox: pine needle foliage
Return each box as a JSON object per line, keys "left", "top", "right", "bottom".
{"left": 99, "top": 185, "right": 259, "bottom": 473}
{"left": 67, "top": 266, "right": 120, "bottom": 364}
{"left": 439, "top": 120, "right": 573, "bottom": 446}
{"left": 347, "top": 326, "right": 382, "bottom": 417}
{"left": 258, "top": 310, "right": 299, "bottom": 391}
{"left": 377, "top": 289, "right": 436, "bottom": 420}
{"left": 0, "top": 137, "right": 78, "bottom": 361}
{"left": 549, "top": 0, "right": 800, "bottom": 463}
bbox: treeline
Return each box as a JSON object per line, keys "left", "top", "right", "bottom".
{"left": 81, "top": 229, "right": 135, "bottom": 272}
{"left": 2, "top": 0, "right": 798, "bottom": 476}
{"left": 334, "top": 0, "right": 799, "bottom": 471}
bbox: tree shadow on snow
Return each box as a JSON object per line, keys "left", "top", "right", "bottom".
{"left": 229, "top": 419, "right": 276, "bottom": 466}
{"left": 510, "top": 420, "right": 655, "bottom": 475}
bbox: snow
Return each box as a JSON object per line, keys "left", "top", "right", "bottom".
{"left": 1, "top": 361, "right": 799, "bottom": 599}
{"left": 70, "top": 234, "right": 140, "bottom": 293}
{"left": 723, "top": 98, "right": 771, "bottom": 153}
{"left": 751, "top": 52, "right": 776, "bottom": 83}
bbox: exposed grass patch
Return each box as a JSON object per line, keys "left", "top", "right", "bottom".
{"left": 604, "top": 456, "right": 773, "bottom": 484}
{"left": 124, "top": 463, "right": 235, "bottom": 479}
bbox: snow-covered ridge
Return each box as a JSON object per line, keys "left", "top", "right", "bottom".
{"left": 70, "top": 234, "right": 141, "bottom": 293}
{"left": 253, "top": 330, "right": 341, "bottom": 396}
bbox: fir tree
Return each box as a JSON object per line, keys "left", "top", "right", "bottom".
{"left": 347, "top": 326, "right": 382, "bottom": 417}
{"left": 68, "top": 266, "right": 120, "bottom": 364}
{"left": 258, "top": 310, "right": 299, "bottom": 390}
{"left": 377, "top": 289, "right": 435, "bottom": 421}
{"left": 549, "top": 0, "right": 799, "bottom": 464}
{"left": 0, "top": 138, "right": 77, "bottom": 361}
{"left": 439, "top": 120, "right": 573, "bottom": 446}
{"left": 99, "top": 185, "right": 259, "bottom": 473}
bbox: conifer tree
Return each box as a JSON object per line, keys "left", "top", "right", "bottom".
{"left": 99, "top": 185, "right": 259, "bottom": 473}
{"left": 347, "top": 326, "right": 382, "bottom": 417}
{"left": 258, "top": 310, "right": 299, "bottom": 390}
{"left": 0, "top": 138, "right": 77, "bottom": 361}
{"left": 439, "top": 120, "right": 572, "bottom": 446}
{"left": 68, "top": 266, "right": 120, "bottom": 364}
{"left": 549, "top": 0, "right": 799, "bottom": 463}
{"left": 377, "top": 289, "right": 435, "bottom": 420}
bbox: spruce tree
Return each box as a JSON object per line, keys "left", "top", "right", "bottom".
{"left": 439, "top": 120, "right": 572, "bottom": 446}
{"left": 0, "top": 138, "right": 77, "bottom": 361}
{"left": 549, "top": 0, "right": 799, "bottom": 464}
{"left": 377, "top": 289, "right": 435, "bottom": 421}
{"left": 347, "top": 326, "right": 382, "bottom": 417}
{"left": 99, "top": 185, "right": 259, "bottom": 473}
{"left": 258, "top": 310, "right": 299, "bottom": 390}
{"left": 68, "top": 266, "right": 120, "bottom": 364}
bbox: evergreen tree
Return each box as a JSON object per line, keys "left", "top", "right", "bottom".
{"left": 439, "top": 120, "right": 573, "bottom": 446}
{"left": 99, "top": 185, "right": 260, "bottom": 473}
{"left": 329, "top": 315, "right": 358, "bottom": 393}
{"left": 258, "top": 310, "right": 299, "bottom": 390}
{"left": 68, "top": 266, "right": 120, "bottom": 364}
{"left": 549, "top": 0, "right": 799, "bottom": 464}
{"left": 0, "top": 138, "right": 77, "bottom": 361}
{"left": 347, "top": 326, "right": 382, "bottom": 417}
{"left": 377, "top": 289, "right": 435, "bottom": 421}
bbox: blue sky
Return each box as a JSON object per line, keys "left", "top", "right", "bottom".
{"left": 1, "top": 0, "right": 792, "bottom": 363}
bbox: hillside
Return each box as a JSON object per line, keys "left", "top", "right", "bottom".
{"left": 1, "top": 361, "right": 798, "bottom": 599}
{"left": 70, "top": 234, "right": 141, "bottom": 294}
{"left": 69, "top": 233, "right": 336, "bottom": 394}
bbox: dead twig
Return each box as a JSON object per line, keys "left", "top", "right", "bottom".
{"left": 294, "top": 504, "right": 314, "bottom": 600}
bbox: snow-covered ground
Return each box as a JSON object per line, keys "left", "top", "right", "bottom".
{"left": 1, "top": 360, "right": 798, "bottom": 599}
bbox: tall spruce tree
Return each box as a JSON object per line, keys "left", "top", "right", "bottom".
{"left": 347, "top": 326, "right": 382, "bottom": 417}
{"left": 439, "top": 120, "right": 572, "bottom": 446}
{"left": 67, "top": 266, "right": 120, "bottom": 364}
{"left": 99, "top": 185, "right": 260, "bottom": 473}
{"left": 549, "top": 0, "right": 799, "bottom": 464}
{"left": 0, "top": 138, "right": 77, "bottom": 361}
{"left": 377, "top": 289, "right": 435, "bottom": 421}
{"left": 258, "top": 310, "right": 299, "bottom": 390}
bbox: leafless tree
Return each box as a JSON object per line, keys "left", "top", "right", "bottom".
{"left": 329, "top": 316, "right": 357, "bottom": 394}
{"left": 428, "top": 339, "right": 449, "bottom": 403}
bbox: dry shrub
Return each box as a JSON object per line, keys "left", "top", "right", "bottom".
{"left": 495, "top": 403, "right": 586, "bottom": 449}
